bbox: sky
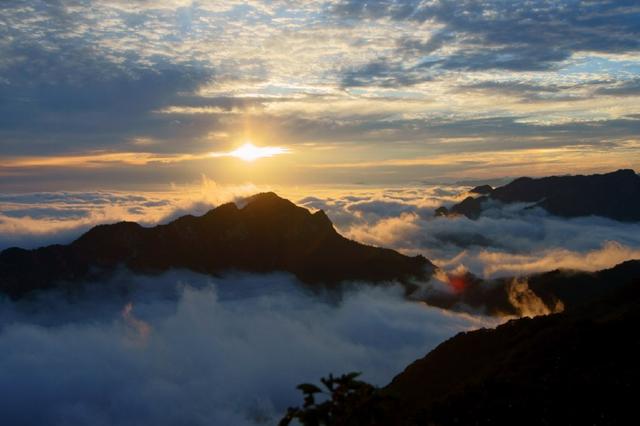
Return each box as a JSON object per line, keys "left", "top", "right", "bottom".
{"left": 1, "top": 0, "right": 640, "bottom": 191}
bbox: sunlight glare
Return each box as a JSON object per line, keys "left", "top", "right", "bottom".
{"left": 229, "top": 143, "right": 289, "bottom": 162}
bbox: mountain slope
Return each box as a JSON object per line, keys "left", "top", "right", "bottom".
{"left": 384, "top": 278, "right": 640, "bottom": 425}
{"left": 422, "top": 259, "right": 640, "bottom": 316}
{"left": 436, "top": 169, "right": 640, "bottom": 221}
{"left": 282, "top": 271, "right": 640, "bottom": 425}
{"left": 0, "top": 192, "right": 433, "bottom": 298}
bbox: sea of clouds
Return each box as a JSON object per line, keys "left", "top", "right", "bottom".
{"left": 1, "top": 181, "right": 639, "bottom": 424}
{"left": 2, "top": 181, "right": 639, "bottom": 277}
{"left": 0, "top": 271, "right": 491, "bottom": 425}
{"left": 296, "top": 187, "right": 640, "bottom": 277}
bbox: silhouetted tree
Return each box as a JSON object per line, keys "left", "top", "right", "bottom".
{"left": 279, "top": 372, "right": 398, "bottom": 426}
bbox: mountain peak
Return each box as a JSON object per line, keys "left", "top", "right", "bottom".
{"left": 611, "top": 168, "right": 636, "bottom": 176}
{"left": 0, "top": 192, "right": 433, "bottom": 298}
{"left": 241, "top": 191, "right": 298, "bottom": 212}
{"left": 469, "top": 184, "right": 493, "bottom": 195}
{"left": 244, "top": 191, "right": 288, "bottom": 205}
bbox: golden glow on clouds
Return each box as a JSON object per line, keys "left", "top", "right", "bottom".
{"left": 305, "top": 142, "right": 640, "bottom": 176}
{"left": 0, "top": 142, "right": 292, "bottom": 173}
{"left": 0, "top": 152, "right": 209, "bottom": 170}
{"left": 2, "top": 140, "right": 638, "bottom": 184}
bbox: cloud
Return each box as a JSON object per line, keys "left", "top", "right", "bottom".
{"left": 334, "top": 0, "right": 640, "bottom": 80}
{"left": 0, "top": 41, "right": 214, "bottom": 156}
{"left": 297, "top": 187, "right": 640, "bottom": 278}
{"left": 457, "top": 80, "right": 591, "bottom": 102}
{"left": 0, "top": 270, "right": 490, "bottom": 425}
{"left": 506, "top": 278, "right": 564, "bottom": 318}
{"left": 0, "top": 1, "right": 270, "bottom": 160}
{"left": 441, "top": 241, "right": 640, "bottom": 278}
{"left": 0, "top": 207, "right": 91, "bottom": 220}
{"left": 0, "top": 179, "right": 262, "bottom": 250}
{"left": 595, "top": 78, "right": 640, "bottom": 96}
{"left": 341, "top": 59, "right": 432, "bottom": 88}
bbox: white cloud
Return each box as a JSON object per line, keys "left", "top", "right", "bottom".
{"left": 0, "top": 270, "right": 491, "bottom": 425}
{"left": 0, "top": 179, "right": 262, "bottom": 250}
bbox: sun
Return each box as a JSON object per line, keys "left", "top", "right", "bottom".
{"left": 228, "top": 143, "right": 289, "bottom": 162}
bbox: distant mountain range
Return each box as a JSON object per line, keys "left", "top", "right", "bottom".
{"left": 436, "top": 169, "right": 640, "bottom": 221}
{"left": 0, "top": 192, "right": 433, "bottom": 298}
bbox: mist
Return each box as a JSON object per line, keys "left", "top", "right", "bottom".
{"left": 0, "top": 270, "right": 491, "bottom": 425}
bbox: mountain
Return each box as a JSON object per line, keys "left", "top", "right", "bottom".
{"left": 284, "top": 273, "right": 640, "bottom": 425}
{"left": 436, "top": 169, "right": 640, "bottom": 221}
{"left": 383, "top": 277, "right": 640, "bottom": 425}
{"left": 469, "top": 184, "right": 493, "bottom": 195}
{"left": 434, "top": 196, "right": 483, "bottom": 219}
{"left": 421, "top": 260, "right": 640, "bottom": 316}
{"left": 0, "top": 192, "right": 433, "bottom": 298}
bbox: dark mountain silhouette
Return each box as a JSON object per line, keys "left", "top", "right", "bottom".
{"left": 382, "top": 276, "right": 640, "bottom": 425}
{"left": 434, "top": 196, "right": 483, "bottom": 219}
{"left": 469, "top": 184, "right": 493, "bottom": 195}
{"left": 285, "top": 273, "right": 640, "bottom": 425}
{"left": 436, "top": 169, "right": 640, "bottom": 221}
{"left": 422, "top": 259, "right": 640, "bottom": 316}
{"left": 0, "top": 192, "right": 433, "bottom": 298}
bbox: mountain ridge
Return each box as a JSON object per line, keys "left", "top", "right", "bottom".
{"left": 380, "top": 274, "right": 640, "bottom": 425}
{"left": 282, "top": 269, "right": 640, "bottom": 425}
{"left": 421, "top": 259, "right": 640, "bottom": 316}
{"left": 436, "top": 169, "right": 640, "bottom": 221}
{"left": 0, "top": 192, "right": 434, "bottom": 298}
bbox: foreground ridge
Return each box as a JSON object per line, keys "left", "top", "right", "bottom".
{"left": 284, "top": 275, "right": 640, "bottom": 425}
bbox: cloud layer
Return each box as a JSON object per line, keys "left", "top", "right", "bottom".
{"left": 0, "top": 271, "right": 490, "bottom": 425}
{"left": 3, "top": 183, "right": 639, "bottom": 279}
{"left": 0, "top": 179, "right": 261, "bottom": 249}
{"left": 296, "top": 186, "right": 640, "bottom": 277}
{"left": 335, "top": 0, "right": 640, "bottom": 74}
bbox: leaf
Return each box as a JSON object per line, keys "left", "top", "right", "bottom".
{"left": 344, "top": 372, "right": 361, "bottom": 381}
{"left": 297, "top": 383, "right": 322, "bottom": 394}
